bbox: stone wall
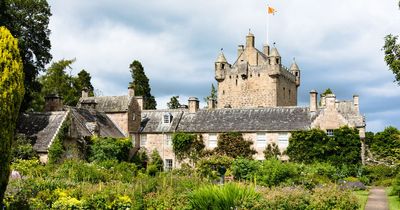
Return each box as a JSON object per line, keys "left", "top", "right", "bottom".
{"left": 106, "top": 113, "right": 128, "bottom": 136}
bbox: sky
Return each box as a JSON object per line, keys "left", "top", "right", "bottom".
{"left": 47, "top": 0, "right": 400, "bottom": 132}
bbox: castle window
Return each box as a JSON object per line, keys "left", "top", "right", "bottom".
{"left": 140, "top": 134, "right": 147, "bottom": 147}
{"left": 165, "top": 159, "right": 173, "bottom": 171}
{"left": 236, "top": 75, "right": 238, "bottom": 79}
{"left": 276, "top": 58, "right": 280, "bottom": 64}
{"left": 278, "top": 133, "right": 289, "bottom": 148}
{"left": 222, "top": 90, "right": 225, "bottom": 95}
{"left": 250, "top": 74, "right": 252, "bottom": 78}
{"left": 229, "top": 75, "right": 231, "bottom": 79}
{"left": 326, "top": 129, "right": 334, "bottom": 137}
{"left": 165, "top": 134, "right": 172, "bottom": 147}
{"left": 163, "top": 113, "right": 172, "bottom": 124}
{"left": 256, "top": 133, "right": 267, "bottom": 148}
{"left": 289, "top": 89, "right": 291, "bottom": 99}
{"left": 295, "top": 72, "right": 299, "bottom": 76}
{"left": 221, "top": 63, "right": 225, "bottom": 69}
{"left": 209, "top": 134, "right": 217, "bottom": 148}
{"left": 236, "top": 79, "right": 238, "bottom": 86}
{"left": 258, "top": 73, "right": 260, "bottom": 77}
{"left": 283, "top": 87, "right": 286, "bottom": 98}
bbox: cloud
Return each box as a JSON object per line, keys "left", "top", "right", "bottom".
{"left": 47, "top": 0, "right": 400, "bottom": 131}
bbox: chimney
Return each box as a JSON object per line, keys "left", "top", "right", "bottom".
{"left": 135, "top": 96, "right": 143, "bottom": 111}
{"left": 309, "top": 90, "right": 318, "bottom": 112}
{"left": 81, "top": 87, "right": 89, "bottom": 98}
{"left": 80, "top": 99, "right": 97, "bottom": 110}
{"left": 44, "top": 94, "right": 63, "bottom": 112}
{"left": 321, "top": 95, "right": 326, "bottom": 107}
{"left": 188, "top": 97, "right": 199, "bottom": 113}
{"left": 207, "top": 98, "right": 217, "bottom": 110}
{"left": 128, "top": 86, "right": 135, "bottom": 98}
{"left": 325, "top": 94, "right": 336, "bottom": 110}
{"left": 246, "top": 32, "right": 255, "bottom": 48}
{"left": 263, "top": 44, "right": 270, "bottom": 56}
{"left": 353, "top": 95, "right": 359, "bottom": 113}
{"left": 237, "top": 45, "right": 244, "bottom": 57}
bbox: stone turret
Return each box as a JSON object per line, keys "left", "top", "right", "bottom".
{"left": 215, "top": 51, "right": 228, "bottom": 82}
{"left": 269, "top": 47, "right": 281, "bottom": 65}
{"left": 290, "top": 59, "right": 301, "bottom": 87}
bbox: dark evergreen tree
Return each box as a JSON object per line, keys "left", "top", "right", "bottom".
{"left": 204, "top": 83, "right": 217, "bottom": 102}
{"left": 0, "top": 0, "right": 52, "bottom": 111}
{"left": 167, "top": 95, "right": 180, "bottom": 109}
{"left": 74, "top": 69, "right": 94, "bottom": 96}
{"left": 263, "top": 143, "right": 281, "bottom": 159}
{"left": 129, "top": 60, "right": 157, "bottom": 109}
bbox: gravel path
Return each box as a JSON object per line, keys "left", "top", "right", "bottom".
{"left": 365, "top": 187, "right": 389, "bottom": 210}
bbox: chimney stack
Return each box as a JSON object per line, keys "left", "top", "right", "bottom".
{"left": 44, "top": 94, "right": 63, "bottom": 112}
{"left": 135, "top": 96, "right": 143, "bottom": 111}
{"left": 237, "top": 45, "right": 244, "bottom": 57}
{"left": 128, "top": 86, "right": 135, "bottom": 98}
{"left": 325, "top": 94, "right": 336, "bottom": 110}
{"left": 263, "top": 44, "right": 270, "bottom": 56}
{"left": 353, "top": 95, "right": 359, "bottom": 113}
{"left": 188, "top": 97, "right": 199, "bottom": 113}
{"left": 246, "top": 32, "right": 255, "bottom": 48}
{"left": 207, "top": 98, "right": 217, "bottom": 110}
{"left": 309, "top": 90, "right": 318, "bottom": 112}
{"left": 81, "top": 87, "right": 89, "bottom": 98}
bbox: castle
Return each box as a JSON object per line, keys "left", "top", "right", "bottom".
{"left": 17, "top": 33, "right": 366, "bottom": 168}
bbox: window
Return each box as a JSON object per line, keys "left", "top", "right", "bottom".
{"left": 163, "top": 113, "right": 172, "bottom": 124}
{"left": 209, "top": 134, "right": 217, "bottom": 148}
{"left": 165, "top": 159, "right": 173, "bottom": 171}
{"left": 140, "top": 134, "right": 147, "bottom": 147}
{"left": 166, "top": 134, "right": 172, "bottom": 147}
{"left": 289, "top": 89, "right": 291, "bottom": 99}
{"left": 326, "top": 129, "right": 334, "bottom": 137}
{"left": 221, "top": 63, "right": 225, "bottom": 69}
{"left": 256, "top": 133, "right": 267, "bottom": 148}
{"left": 278, "top": 133, "right": 289, "bottom": 148}
{"left": 236, "top": 79, "right": 238, "bottom": 86}
{"left": 283, "top": 87, "right": 286, "bottom": 98}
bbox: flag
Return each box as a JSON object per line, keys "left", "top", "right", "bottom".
{"left": 268, "top": 6, "right": 276, "bottom": 15}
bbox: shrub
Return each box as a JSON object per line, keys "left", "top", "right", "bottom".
{"left": 232, "top": 157, "right": 260, "bottom": 181}
{"left": 263, "top": 142, "right": 281, "bottom": 159}
{"left": 197, "top": 155, "right": 233, "bottom": 180}
{"left": 257, "top": 187, "right": 311, "bottom": 210}
{"left": 147, "top": 149, "right": 163, "bottom": 175}
{"left": 189, "top": 183, "right": 260, "bottom": 209}
{"left": 390, "top": 174, "right": 400, "bottom": 198}
{"left": 132, "top": 147, "right": 149, "bottom": 170}
{"left": 89, "top": 136, "right": 132, "bottom": 162}
{"left": 362, "top": 164, "right": 399, "bottom": 185}
{"left": 309, "top": 186, "right": 359, "bottom": 210}
{"left": 11, "top": 135, "right": 38, "bottom": 162}
{"left": 48, "top": 120, "right": 70, "bottom": 164}
{"left": 256, "top": 158, "right": 298, "bottom": 187}
{"left": 172, "top": 132, "right": 204, "bottom": 163}
{"left": 53, "top": 160, "right": 108, "bottom": 183}
{"left": 215, "top": 132, "right": 256, "bottom": 159}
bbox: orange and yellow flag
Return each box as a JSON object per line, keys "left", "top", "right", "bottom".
{"left": 268, "top": 6, "right": 276, "bottom": 15}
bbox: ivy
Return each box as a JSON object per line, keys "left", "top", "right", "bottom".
{"left": 48, "top": 119, "right": 70, "bottom": 164}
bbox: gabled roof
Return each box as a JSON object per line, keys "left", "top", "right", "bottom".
{"left": 336, "top": 101, "right": 365, "bottom": 127}
{"left": 140, "top": 110, "right": 184, "bottom": 133}
{"left": 140, "top": 107, "right": 314, "bottom": 133}
{"left": 70, "top": 108, "right": 125, "bottom": 138}
{"left": 17, "top": 111, "right": 68, "bottom": 152}
{"left": 78, "top": 95, "right": 130, "bottom": 113}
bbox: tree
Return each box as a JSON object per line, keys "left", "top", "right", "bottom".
{"left": 263, "top": 143, "right": 281, "bottom": 159}
{"left": 172, "top": 132, "right": 205, "bottom": 163}
{"left": 129, "top": 60, "right": 157, "bottom": 109}
{"left": 215, "top": 132, "right": 256, "bottom": 159}
{"left": 383, "top": 35, "right": 400, "bottom": 85}
{"left": 0, "top": 26, "right": 25, "bottom": 205}
{"left": 321, "top": 88, "right": 333, "bottom": 96}
{"left": 0, "top": 0, "right": 52, "bottom": 111}
{"left": 369, "top": 126, "right": 400, "bottom": 164}
{"left": 147, "top": 150, "right": 164, "bottom": 175}
{"left": 74, "top": 69, "right": 94, "bottom": 97}
{"left": 131, "top": 148, "right": 149, "bottom": 170}
{"left": 286, "top": 127, "right": 361, "bottom": 165}
{"left": 204, "top": 84, "right": 217, "bottom": 102}
{"left": 167, "top": 95, "right": 180, "bottom": 109}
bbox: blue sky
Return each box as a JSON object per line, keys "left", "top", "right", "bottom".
{"left": 47, "top": 0, "right": 400, "bottom": 132}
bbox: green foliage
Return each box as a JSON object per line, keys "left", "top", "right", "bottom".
{"left": 204, "top": 83, "right": 217, "bottom": 102}
{"left": 361, "top": 164, "right": 399, "bottom": 186}
{"left": 131, "top": 148, "right": 149, "bottom": 170}
{"left": 383, "top": 34, "right": 400, "bottom": 85}
{"left": 11, "top": 134, "right": 38, "bottom": 162}
{"left": 0, "top": 0, "right": 52, "bottom": 111}
{"left": 257, "top": 158, "right": 298, "bottom": 187}
{"left": 167, "top": 95, "right": 180, "bottom": 109}
{"left": 197, "top": 155, "right": 233, "bottom": 179}
{"left": 129, "top": 60, "right": 157, "bottom": 109}
{"left": 147, "top": 150, "right": 163, "bottom": 176}
{"left": 48, "top": 120, "right": 70, "bottom": 164}
{"left": 232, "top": 157, "right": 260, "bottom": 180}
{"left": 321, "top": 88, "right": 333, "bottom": 96}
{"left": 0, "top": 26, "right": 25, "bottom": 205}
{"left": 189, "top": 182, "right": 260, "bottom": 210}
{"left": 263, "top": 142, "right": 281, "bottom": 159}
{"left": 216, "top": 132, "right": 256, "bottom": 159}
{"left": 88, "top": 136, "right": 132, "bottom": 163}
{"left": 172, "top": 132, "right": 204, "bottom": 163}
{"left": 369, "top": 126, "right": 400, "bottom": 164}
{"left": 391, "top": 174, "right": 400, "bottom": 199}
{"left": 287, "top": 126, "right": 361, "bottom": 165}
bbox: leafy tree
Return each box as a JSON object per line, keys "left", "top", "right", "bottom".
{"left": 286, "top": 127, "right": 361, "bottom": 165}
{"left": 129, "top": 60, "right": 157, "bottom": 109}
{"left": 172, "top": 132, "right": 205, "bottom": 163}
{"left": 215, "top": 132, "right": 256, "bottom": 159}
{"left": 167, "top": 95, "right": 180, "bottom": 109}
{"left": 383, "top": 34, "right": 400, "bottom": 85}
{"left": 0, "top": 0, "right": 52, "bottom": 111}
{"left": 263, "top": 143, "right": 281, "bottom": 159}
{"left": 0, "top": 26, "right": 25, "bottom": 205}
{"left": 88, "top": 137, "right": 132, "bottom": 163}
{"left": 369, "top": 126, "right": 400, "bottom": 164}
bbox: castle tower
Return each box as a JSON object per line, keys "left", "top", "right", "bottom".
{"left": 215, "top": 33, "right": 300, "bottom": 108}
{"left": 289, "top": 59, "right": 301, "bottom": 87}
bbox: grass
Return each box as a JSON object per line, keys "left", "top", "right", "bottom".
{"left": 386, "top": 187, "right": 400, "bottom": 210}
{"left": 353, "top": 190, "right": 369, "bottom": 210}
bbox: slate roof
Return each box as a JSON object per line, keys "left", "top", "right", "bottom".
{"left": 70, "top": 108, "right": 125, "bottom": 138}
{"left": 17, "top": 111, "right": 68, "bottom": 152}
{"left": 140, "top": 110, "right": 184, "bottom": 133}
{"left": 141, "top": 107, "right": 314, "bottom": 133}
{"left": 78, "top": 95, "right": 130, "bottom": 113}
{"left": 336, "top": 101, "right": 365, "bottom": 127}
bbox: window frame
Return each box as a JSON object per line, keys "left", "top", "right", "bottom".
{"left": 140, "top": 134, "right": 147, "bottom": 147}
{"left": 256, "top": 133, "right": 267, "bottom": 148}
{"left": 326, "top": 129, "right": 334, "bottom": 137}
{"left": 208, "top": 133, "right": 217, "bottom": 148}
{"left": 278, "top": 132, "right": 289, "bottom": 148}
{"left": 165, "top": 159, "right": 173, "bottom": 171}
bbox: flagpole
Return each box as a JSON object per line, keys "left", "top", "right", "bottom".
{"left": 267, "top": 5, "right": 270, "bottom": 45}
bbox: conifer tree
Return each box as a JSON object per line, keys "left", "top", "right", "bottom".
{"left": 167, "top": 95, "right": 180, "bottom": 109}
{"left": 0, "top": 26, "right": 25, "bottom": 205}
{"left": 129, "top": 60, "right": 157, "bottom": 109}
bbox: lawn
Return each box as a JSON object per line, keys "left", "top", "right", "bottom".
{"left": 386, "top": 187, "right": 400, "bottom": 210}
{"left": 354, "top": 190, "right": 369, "bottom": 210}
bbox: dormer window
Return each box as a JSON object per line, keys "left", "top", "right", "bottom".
{"left": 163, "top": 113, "right": 172, "bottom": 124}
